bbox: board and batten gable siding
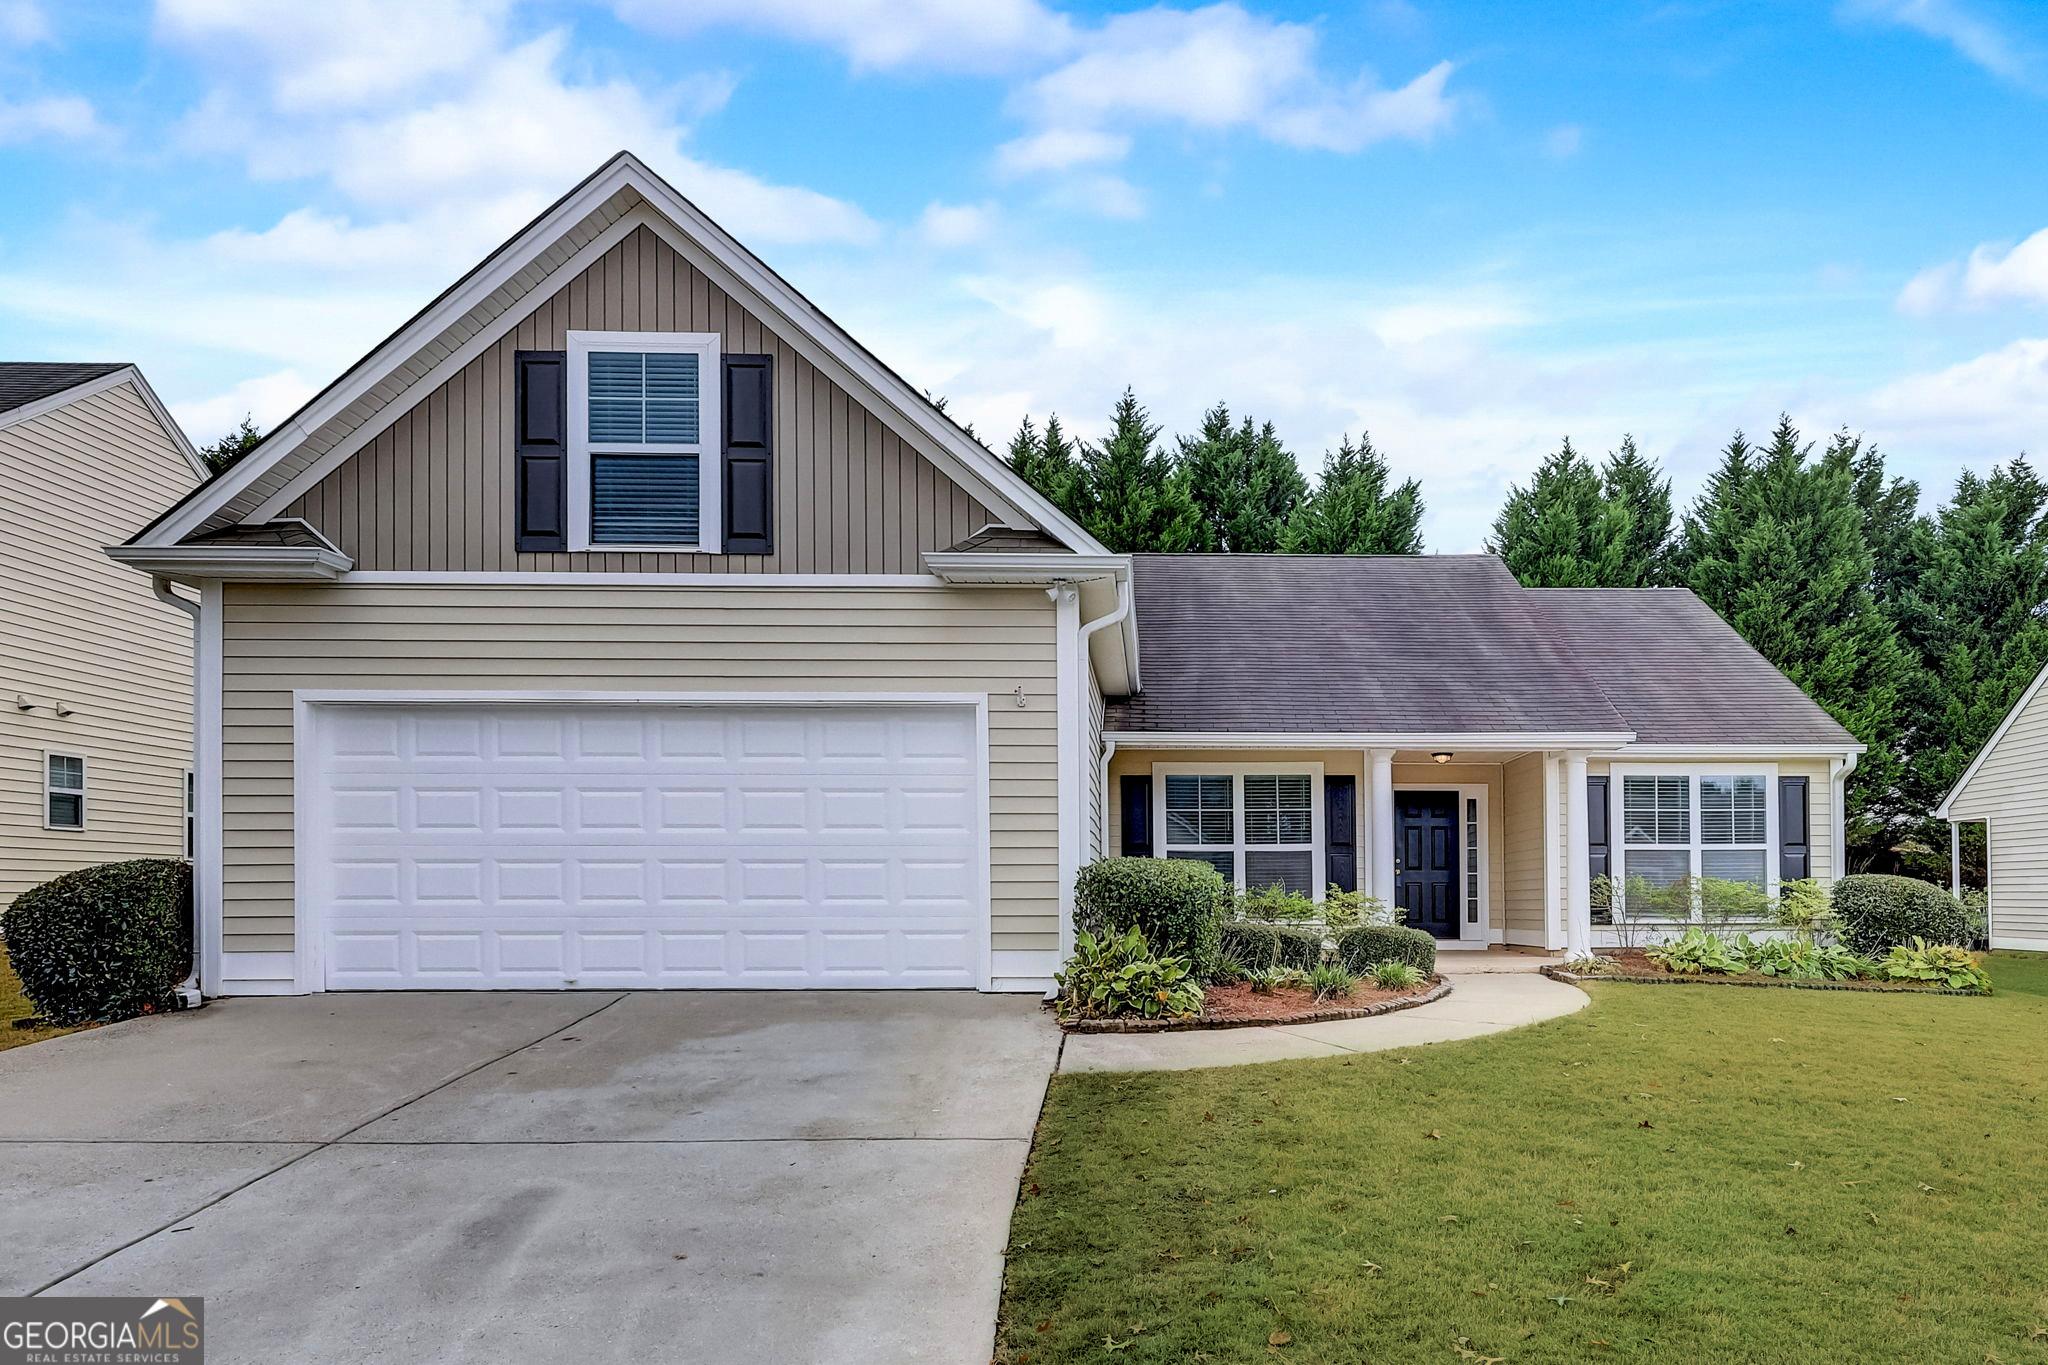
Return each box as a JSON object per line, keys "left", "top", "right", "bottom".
{"left": 284, "top": 225, "right": 996, "bottom": 572}
{"left": 1, "top": 381, "right": 199, "bottom": 903}
{"left": 1946, "top": 686, "right": 2048, "bottom": 945}
{"left": 217, "top": 582, "right": 1059, "bottom": 956}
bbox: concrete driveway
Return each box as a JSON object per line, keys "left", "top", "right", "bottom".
{"left": 0, "top": 991, "right": 1060, "bottom": 1364}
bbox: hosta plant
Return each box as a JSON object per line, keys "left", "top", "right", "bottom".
{"left": 1053, "top": 926, "right": 1205, "bottom": 1020}
{"left": 1370, "top": 960, "right": 1425, "bottom": 990}
{"left": 1645, "top": 927, "right": 1748, "bottom": 976}
{"left": 1877, "top": 937, "right": 1992, "bottom": 993}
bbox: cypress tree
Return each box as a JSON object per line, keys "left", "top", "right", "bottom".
{"left": 1004, "top": 414, "right": 1087, "bottom": 523}
{"left": 1487, "top": 438, "right": 1632, "bottom": 587}
{"left": 1281, "top": 434, "right": 1425, "bottom": 554}
{"left": 1600, "top": 435, "right": 1675, "bottom": 586}
{"left": 1178, "top": 405, "right": 1308, "bottom": 551}
{"left": 1078, "top": 389, "right": 1206, "bottom": 552}
{"left": 1677, "top": 417, "right": 1910, "bottom": 860}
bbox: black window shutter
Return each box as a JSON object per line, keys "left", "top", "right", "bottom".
{"left": 1120, "top": 775, "right": 1152, "bottom": 858}
{"left": 514, "top": 350, "right": 567, "bottom": 552}
{"left": 1587, "top": 775, "right": 1610, "bottom": 880}
{"left": 722, "top": 353, "right": 773, "bottom": 555}
{"left": 1779, "top": 776, "right": 1811, "bottom": 881}
{"left": 1325, "top": 775, "right": 1357, "bottom": 893}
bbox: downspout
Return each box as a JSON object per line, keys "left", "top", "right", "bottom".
{"left": 1067, "top": 570, "right": 1133, "bottom": 960}
{"left": 152, "top": 576, "right": 204, "bottom": 1009}
{"left": 1831, "top": 752, "right": 1858, "bottom": 880}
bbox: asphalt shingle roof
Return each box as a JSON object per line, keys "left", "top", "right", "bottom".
{"left": 0, "top": 363, "right": 127, "bottom": 416}
{"left": 1104, "top": 554, "right": 1852, "bottom": 746}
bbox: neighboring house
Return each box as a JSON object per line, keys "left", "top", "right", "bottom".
{"left": 1936, "top": 662, "right": 2048, "bottom": 952}
{"left": 110, "top": 152, "right": 1860, "bottom": 999}
{"left": 2, "top": 363, "right": 206, "bottom": 906}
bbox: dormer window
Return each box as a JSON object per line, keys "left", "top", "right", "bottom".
{"left": 566, "top": 331, "right": 722, "bottom": 551}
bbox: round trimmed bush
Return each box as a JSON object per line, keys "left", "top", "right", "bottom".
{"left": 3, "top": 859, "right": 191, "bottom": 1025}
{"left": 1220, "top": 919, "right": 1280, "bottom": 971}
{"left": 1268, "top": 924, "right": 1326, "bottom": 971}
{"left": 1831, "top": 874, "right": 1971, "bottom": 958}
{"left": 1334, "top": 924, "right": 1437, "bottom": 977}
{"left": 1073, "top": 857, "right": 1229, "bottom": 980}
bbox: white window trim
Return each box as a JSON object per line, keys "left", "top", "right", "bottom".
{"left": 1610, "top": 761, "right": 1779, "bottom": 919}
{"left": 1151, "top": 761, "right": 1325, "bottom": 901}
{"left": 566, "top": 329, "right": 723, "bottom": 553}
{"left": 44, "top": 751, "right": 86, "bottom": 831}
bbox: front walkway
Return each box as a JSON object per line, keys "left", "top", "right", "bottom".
{"left": 1058, "top": 953, "right": 1586, "bottom": 1072}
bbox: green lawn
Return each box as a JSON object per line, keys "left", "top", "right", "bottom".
{"left": 0, "top": 945, "right": 87, "bottom": 1051}
{"left": 999, "top": 954, "right": 2048, "bottom": 1365}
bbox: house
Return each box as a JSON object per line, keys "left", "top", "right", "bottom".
{"left": 2, "top": 362, "right": 206, "bottom": 905}
{"left": 1935, "top": 661, "right": 2048, "bottom": 952}
{"left": 110, "top": 152, "right": 1860, "bottom": 998}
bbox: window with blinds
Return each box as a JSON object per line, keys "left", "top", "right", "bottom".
{"left": 1159, "top": 770, "right": 1320, "bottom": 896}
{"left": 46, "top": 753, "right": 84, "bottom": 829}
{"left": 568, "top": 333, "right": 720, "bottom": 551}
{"left": 1617, "top": 771, "right": 1772, "bottom": 905}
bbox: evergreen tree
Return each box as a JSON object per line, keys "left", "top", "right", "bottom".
{"left": 1487, "top": 438, "right": 1632, "bottom": 586}
{"left": 1004, "top": 414, "right": 1087, "bottom": 523}
{"left": 1177, "top": 404, "right": 1309, "bottom": 552}
{"left": 1077, "top": 389, "right": 1205, "bottom": 552}
{"left": 1842, "top": 431, "right": 1921, "bottom": 609}
{"left": 1281, "top": 434, "right": 1425, "bottom": 554}
{"left": 1677, "top": 417, "right": 1910, "bottom": 860}
{"left": 199, "top": 415, "right": 263, "bottom": 475}
{"left": 1600, "top": 435, "right": 1675, "bottom": 586}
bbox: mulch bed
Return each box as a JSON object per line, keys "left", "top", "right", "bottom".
{"left": 1059, "top": 977, "right": 1449, "bottom": 1033}
{"left": 1546, "top": 951, "right": 1984, "bottom": 995}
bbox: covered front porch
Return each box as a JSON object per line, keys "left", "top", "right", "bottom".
{"left": 1103, "top": 738, "right": 1608, "bottom": 956}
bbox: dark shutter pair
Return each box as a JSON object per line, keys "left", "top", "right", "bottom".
{"left": 1583, "top": 774, "right": 1813, "bottom": 882}
{"left": 513, "top": 350, "right": 774, "bottom": 554}
{"left": 1119, "top": 774, "right": 1359, "bottom": 894}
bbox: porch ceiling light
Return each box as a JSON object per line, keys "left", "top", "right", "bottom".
{"left": 1430, "top": 751, "right": 1454, "bottom": 764}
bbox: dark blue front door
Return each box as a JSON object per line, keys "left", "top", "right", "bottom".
{"left": 1396, "top": 792, "right": 1459, "bottom": 939}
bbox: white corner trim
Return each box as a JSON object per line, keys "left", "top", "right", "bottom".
{"left": 1935, "top": 657, "right": 2048, "bottom": 819}
{"left": 197, "top": 582, "right": 225, "bottom": 996}
{"left": 147, "top": 157, "right": 1108, "bottom": 555}
{"left": 1054, "top": 585, "right": 1082, "bottom": 961}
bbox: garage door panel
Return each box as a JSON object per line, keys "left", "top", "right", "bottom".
{"left": 317, "top": 703, "right": 983, "bottom": 989}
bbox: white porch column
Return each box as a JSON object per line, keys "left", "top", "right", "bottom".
{"left": 1564, "top": 750, "right": 1592, "bottom": 960}
{"left": 1950, "top": 820, "right": 1962, "bottom": 899}
{"left": 1368, "top": 747, "right": 1397, "bottom": 911}
{"left": 1540, "top": 751, "right": 1563, "bottom": 951}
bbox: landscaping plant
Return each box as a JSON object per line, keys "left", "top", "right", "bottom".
{"left": 1876, "top": 937, "right": 1992, "bottom": 993}
{"left": 1644, "top": 926, "right": 1748, "bottom": 975}
{"left": 1052, "top": 926, "right": 1205, "bottom": 1021}
{"left": 1219, "top": 920, "right": 1281, "bottom": 973}
{"left": 1236, "top": 883, "right": 1319, "bottom": 923}
{"left": 1370, "top": 960, "right": 1425, "bottom": 990}
{"left": 1318, "top": 886, "right": 1395, "bottom": 931}
{"left": 1306, "top": 962, "right": 1356, "bottom": 1002}
{"left": 1333, "top": 924, "right": 1436, "bottom": 977}
{"left": 3, "top": 859, "right": 191, "bottom": 1026}
{"left": 1830, "top": 874, "right": 1972, "bottom": 958}
{"left": 1774, "top": 878, "right": 1835, "bottom": 940}
{"left": 1243, "top": 966, "right": 1304, "bottom": 995}
{"left": 1072, "top": 856, "right": 1230, "bottom": 980}
{"left": 1267, "top": 923, "right": 1327, "bottom": 971}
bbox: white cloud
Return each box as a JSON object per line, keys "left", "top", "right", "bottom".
{"left": 172, "top": 370, "right": 321, "bottom": 443}
{"left": 1543, "top": 123, "right": 1583, "bottom": 159}
{"left": 1866, "top": 336, "right": 2048, "bottom": 440}
{"left": 917, "top": 201, "right": 998, "bottom": 247}
{"left": 1898, "top": 225, "right": 2048, "bottom": 313}
{"left": 0, "top": 94, "right": 98, "bottom": 143}
{"left": 610, "top": 0, "right": 1074, "bottom": 73}
{"left": 0, "top": 0, "right": 47, "bottom": 45}
{"left": 1839, "top": 0, "right": 2039, "bottom": 86}
{"left": 994, "top": 127, "right": 1131, "bottom": 176}
{"left": 1011, "top": 4, "right": 1458, "bottom": 155}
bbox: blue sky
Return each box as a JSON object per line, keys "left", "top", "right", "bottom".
{"left": 4, "top": 0, "right": 2048, "bottom": 549}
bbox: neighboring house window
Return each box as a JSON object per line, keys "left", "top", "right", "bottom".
{"left": 1615, "top": 767, "right": 1774, "bottom": 909}
{"left": 1156, "top": 766, "right": 1323, "bottom": 897}
{"left": 565, "top": 331, "right": 722, "bottom": 551}
{"left": 45, "top": 754, "right": 85, "bottom": 830}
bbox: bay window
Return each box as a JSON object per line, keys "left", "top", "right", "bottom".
{"left": 1156, "top": 765, "right": 1322, "bottom": 897}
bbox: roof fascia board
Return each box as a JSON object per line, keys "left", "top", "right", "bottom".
{"left": 923, "top": 551, "right": 1129, "bottom": 582}
{"left": 1935, "top": 657, "right": 2048, "bottom": 818}
{"left": 1103, "top": 730, "right": 1638, "bottom": 749}
{"left": 1613, "top": 742, "right": 1866, "bottom": 759}
{"left": 0, "top": 366, "right": 206, "bottom": 477}
{"left": 106, "top": 545, "right": 354, "bottom": 582}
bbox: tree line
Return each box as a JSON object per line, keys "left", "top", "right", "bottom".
{"left": 1004, "top": 393, "right": 2044, "bottom": 882}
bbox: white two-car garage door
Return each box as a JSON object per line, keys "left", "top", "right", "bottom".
{"left": 310, "top": 702, "right": 983, "bottom": 990}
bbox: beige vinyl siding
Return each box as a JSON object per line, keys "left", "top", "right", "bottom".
{"left": 0, "top": 381, "right": 199, "bottom": 903}
{"left": 1086, "top": 670, "right": 1105, "bottom": 861}
{"left": 1502, "top": 753, "right": 1547, "bottom": 937}
{"left": 285, "top": 225, "right": 995, "bottom": 572}
{"left": 218, "top": 582, "right": 1059, "bottom": 954}
{"left": 1947, "top": 680, "right": 2048, "bottom": 942}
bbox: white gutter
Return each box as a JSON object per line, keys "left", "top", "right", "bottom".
{"left": 1831, "top": 751, "right": 1858, "bottom": 878}
{"left": 151, "top": 577, "right": 205, "bottom": 1009}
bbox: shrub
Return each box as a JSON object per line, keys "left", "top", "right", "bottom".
{"left": 1697, "top": 876, "right": 1772, "bottom": 923}
{"left": 1073, "top": 857, "right": 1229, "bottom": 980}
{"left": 1775, "top": 878, "right": 1835, "bottom": 939}
{"left": 1269, "top": 924, "right": 1327, "bottom": 972}
{"left": 1876, "top": 937, "right": 1992, "bottom": 993}
{"left": 1961, "top": 889, "right": 1989, "bottom": 947}
{"left": 1735, "top": 935, "right": 1823, "bottom": 980}
{"left": 1220, "top": 920, "right": 1280, "bottom": 972}
{"left": 1053, "top": 926, "right": 1205, "bottom": 1020}
{"left": 3, "top": 859, "right": 191, "bottom": 1026}
{"left": 1320, "top": 887, "right": 1396, "bottom": 931}
{"left": 1237, "top": 883, "right": 1318, "bottom": 923}
{"left": 1371, "top": 960, "right": 1425, "bottom": 990}
{"left": 1645, "top": 927, "right": 1747, "bottom": 976}
{"left": 1831, "top": 875, "right": 1971, "bottom": 958}
{"left": 1334, "top": 924, "right": 1436, "bottom": 977}
{"left": 1306, "top": 962, "right": 1356, "bottom": 1002}
{"left": 1245, "top": 966, "right": 1304, "bottom": 995}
